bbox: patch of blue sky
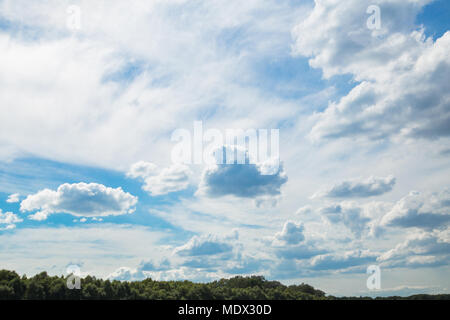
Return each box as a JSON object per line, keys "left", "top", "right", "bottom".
{"left": 102, "top": 60, "right": 146, "bottom": 85}
{"left": 416, "top": 0, "right": 450, "bottom": 40}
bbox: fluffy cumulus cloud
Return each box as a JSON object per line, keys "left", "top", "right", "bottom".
{"left": 320, "top": 202, "right": 374, "bottom": 238}
{"left": 378, "top": 228, "right": 450, "bottom": 268}
{"left": 1, "top": 0, "right": 450, "bottom": 293}
{"left": 310, "top": 250, "right": 378, "bottom": 271}
{"left": 272, "top": 249, "right": 380, "bottom": 279}
{"left": 312, "top": 175, "right": 396, "bottom": 198}
{"left": 127, "top": 161, "right": 159, "bottom": 179}
{"left": 295, "top": 206, "right": 312, "bottom": 216}
{"left": 0, "top": 209, "right": 22, "bottom": 229}
{"left": 381, "top": 190, "right": 450, "bottom": 230}
{"left": 171, "top": 231, "right": 268, "bottom": 275}
{"left": 197, "top": 149, "right": 288, "bottom": 199}
{"left": 20, "top": 183, "right": 137, "bottom": 220}
{"left": 6, "top": 193, "right": 20, "bottom": 203}
{"left": 274, "top": 221, "right": 305, "bottom": 245}
{"left": 109, "top": 266, "right": 225, "bottom": 283}
{"left": 128, "top": 162, "right": 191, "bottom": 196}
{"left": 292, "top": 0, "right": 450, "bottom": 142}
{"left": 173, "top": 231, "right": 238, "bottom": 257}
{"left": 0, "top": 224, "right": 168, "bottom": 278}
{"left": 222, "top": 253, "right": 269, "bottom": 275}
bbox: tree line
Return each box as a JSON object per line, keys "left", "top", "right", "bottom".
{"left": 0, "top": 269, "right": 448, "bottom": 300}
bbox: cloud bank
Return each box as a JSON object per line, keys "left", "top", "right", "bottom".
{"left": 312, "top": 176, "right": 396, "bottom": 198}
{"left": 20, "top": 183, "right": 137, "bottom": 220}
{"left": 381, "top": 190, "right": 450, "bottom": 230}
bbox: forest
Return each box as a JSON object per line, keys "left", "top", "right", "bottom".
{"left": 0, "top": 269, "right": 449, "bottom": 300}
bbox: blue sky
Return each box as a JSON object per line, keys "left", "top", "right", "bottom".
{"left": 0, "top": 0, "right": 449, "bottom": 296}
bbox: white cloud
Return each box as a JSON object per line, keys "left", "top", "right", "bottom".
{"left": 274, "top": 221, "right": 305, "bottom": 245}
{"left": 0, "top": 224, "right": 169, "bottom": 277}
{"left": 292, "top": 0, "right": 432, "bottom": 79}
{"left": 292, "top": 0, "right": 450, "bottom": 142}
{"left": 310, "top": 250, "right": 378, "bottom": 271}
{"left": 115, "top": 266, "right": 224, "bottom": 283}
{"left": 197, "top": 146, "right": 288, "bottom": 199}
{"left": 108, "top": 229, "right": 267, "bottom": 280}
{"left": 128, "top": 162, "right": 191, "bottom": 196}
{"left": 319, "top": 201, "right": 390, "bottom": 238}
{"left": 360, "top": 285, "right": 445, "bottom": 297}
{"left": 127, "top": 161, "right": 158, "bottom": 179}
{"left": 254, "top": 195, "right": 281, "bottom": 208}
{"left": 378, "top": 228, "right": 450, "bottom": 268}
{"left": 0, "top": 0, "right": 449, "bottom": 294}
{"left": 381, "top": 190, "right": 450, "bottom": 230}
{"left": 0, "top": 209, "right": 22, "bottom": 229}
{"left": 138, "top": 258, "right": 172, "bottom": 272}
{"left": 295, "top": 205, "right": 312, "bottom": 216}
{"left": 107, "top": 267, "right": 145, "bottom": 281}
{"left": 20, "top": 182, "right": 137, "bottom": 220}
{"left": 312, "top": 175, "right": 396, "bottom": 198}
{"left": 0, "top": 0, "right": 307, "bottom": 170}
{"left": 6, "top": 193, "right": 20, "bottom": 203}
{"left": 173, "top": 231, "right": 238, "bottom": 257}
{"left": 271, "top": 221, "right": 327, "bottom": 261}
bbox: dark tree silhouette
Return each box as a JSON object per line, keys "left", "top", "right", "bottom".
{"left": 0, "top": 269, "right": 448, "bottom": 300}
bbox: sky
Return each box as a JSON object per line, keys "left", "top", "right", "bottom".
{"left": 0, "top": 0, "right": 449, "bottom": 297}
